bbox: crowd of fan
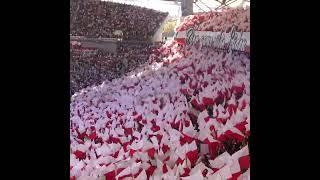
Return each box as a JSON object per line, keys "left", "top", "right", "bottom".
{"left": 176, "top": 7, "right": 250, "bottom": 32}
{"left": 70, "top": 42, "right": 251, "bottom": 180}
{"left": 70, "top": 0, "right": 168, "bottom": 41}
{"left": 70, "top": 0, "right": 168, "bottom": 95}
{"left": 70, "top": 42, "right": 158, "bottom": 95}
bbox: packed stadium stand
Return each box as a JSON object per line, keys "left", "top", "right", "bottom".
{"left": 70, "top": 0, "right": 250, "bottom": 179}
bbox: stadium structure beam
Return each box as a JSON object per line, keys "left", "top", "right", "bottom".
{"left": 181, "top": 0, "right": 193, "bottom": 16}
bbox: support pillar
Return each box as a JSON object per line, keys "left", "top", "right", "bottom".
{"left": 181, "top": 0, "right": 193, "bottom": 16}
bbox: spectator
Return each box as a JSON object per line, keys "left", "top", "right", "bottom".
{"left": 70, "top": 41, "right": 160, "bottom": 95}
{"left": 70, "top": 0, "right": 168, "bottom": 41}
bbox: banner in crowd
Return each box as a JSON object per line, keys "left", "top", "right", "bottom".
{"left": 174, "top": 25, "right": 250, "bottom": 53}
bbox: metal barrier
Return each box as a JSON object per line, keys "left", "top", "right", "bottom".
{"left": 70, "top": 36, "right": 119, "bottom": 42}
{"left": 70, "top": 36, "right": 119, "bottom": 53}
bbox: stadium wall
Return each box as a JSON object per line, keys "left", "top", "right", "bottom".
{"left": 70, "top": 36, "right": 118, "bottom": 53}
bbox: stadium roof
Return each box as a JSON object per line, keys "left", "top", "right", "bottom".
{"left": 104, "top": 0, "right": 249, "bottom": 17}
